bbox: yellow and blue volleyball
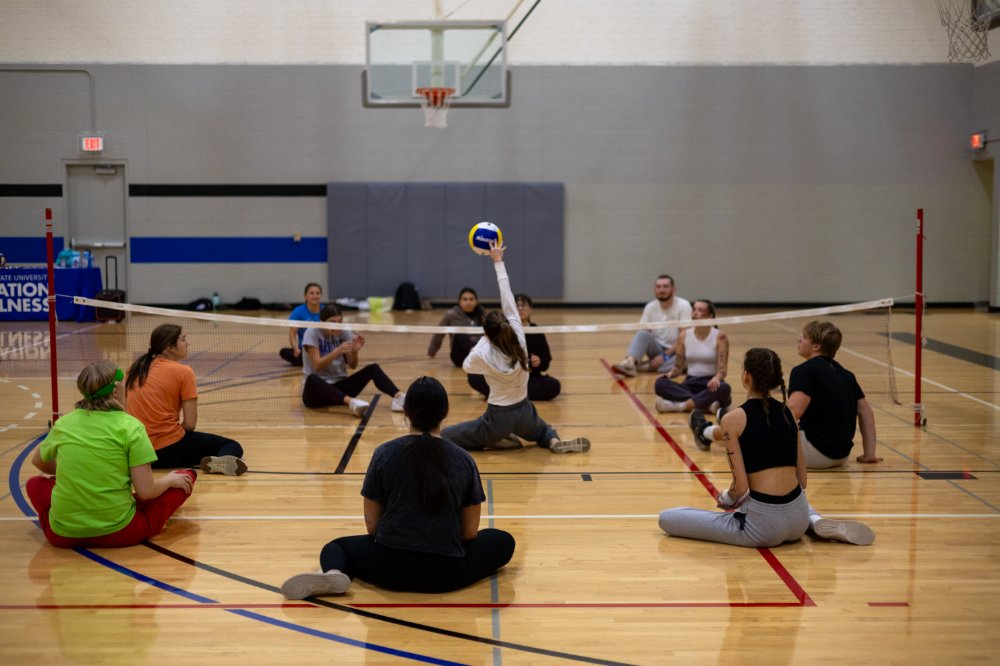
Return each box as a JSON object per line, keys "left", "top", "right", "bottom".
{"left": 468, "top": 221, "right": 502, "bottom": 256}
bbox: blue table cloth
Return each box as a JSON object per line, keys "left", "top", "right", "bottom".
{"left": 0, "top": 267, "right": 103, "bottom": 322}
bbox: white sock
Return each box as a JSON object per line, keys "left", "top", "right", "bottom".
{"left": 703, "top": 425, "right": 719, "bottom": 441}
{"left": 665, "top": 400, "right": 686, "bottom": 412}
{"left": 809, "top": 513, "right": 823, "bottom": 527}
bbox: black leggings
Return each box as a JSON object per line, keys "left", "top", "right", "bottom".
{"left": 279, "top": 347, "right": 304, "bottom": 366}
{"left": 301, "top": 364, "right": 400, "bottom": 408}
{"left": 467, "top": 373, "right": 562, "bottom": 402}
{"left": 450, "top": 335, "right": 477, "bottom": 368}
{"left": 319, "top": 529, "right": 516, "bottom": 593}
{"left": 151, "top": 430, "right": 244, "bottom": 469}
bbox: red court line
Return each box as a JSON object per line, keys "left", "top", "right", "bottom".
{"left": 350, "top": 602, "right": 808, "bottom": 609}
{"left": 601, "top": 359, "right": 814, "bottom": 607}
{"left": 0, "top": 603, "right": 313, "bottom": 610}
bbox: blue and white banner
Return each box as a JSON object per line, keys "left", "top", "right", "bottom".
{"left": 0, "top": 268, "right": 49, "bottom": 320}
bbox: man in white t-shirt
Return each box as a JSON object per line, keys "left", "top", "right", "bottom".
{"left": 613, "top": 274, "right": 692, "bottom": 377}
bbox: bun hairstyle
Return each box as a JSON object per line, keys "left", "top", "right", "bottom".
{"left": 401, "top": 377, "right": 451, "bottom": 513}
{"left": 742, "top": 347, "right": 789, "bottom": 424}
{"left": 76, "top": 360, "right": 125, "bottom": 412}
{"left": 483, "top": 310, "right": 529, "bottom": 371}
{"left": 126, "top": 324, "right": 183, "bottom": 391}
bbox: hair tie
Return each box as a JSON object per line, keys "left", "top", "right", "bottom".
{"left": 86, "top": 368, "right": 124, "bottom": 400}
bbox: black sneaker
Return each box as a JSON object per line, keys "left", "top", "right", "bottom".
{"left": 688, "top": 410, "right": 712, "bottom": 451}
{"left": 716, "top": 404, "right": 729, "bottom": 422}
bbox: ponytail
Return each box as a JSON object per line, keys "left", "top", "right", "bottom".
{"left": 126, "top": 323, "right": 182, "bottom": 391}
{"left": 399, "top": 376, "right": 451, "bottom": 514}
{"left": 483, "top": 311, "right": 529, "bottom": 371}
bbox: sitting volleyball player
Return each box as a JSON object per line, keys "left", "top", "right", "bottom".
{"left": 441, "top": 241, "right": 589, "bottom": 454}
{"left": 279, "top": 282, "right": 324, "bottom": 367}
{"left": 300, "top": 304, "right": 406, "bottom": 416}
{"left": 787, "top": 320, "right": 882, "bottom": 468}
{"left": 613, "top": 274, "right": 692, "bottom": 377}
{"left": 685, "top": 349, "right": 875, "bottom": 545}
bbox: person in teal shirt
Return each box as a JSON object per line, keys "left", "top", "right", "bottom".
{"left": 27, "top": 360, "right": 196, "bottom": 548}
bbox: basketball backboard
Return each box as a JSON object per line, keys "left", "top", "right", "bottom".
{"left": 363, "top": 20, "right": 509, "bottom": 108}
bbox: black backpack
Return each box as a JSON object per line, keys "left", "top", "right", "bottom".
{"left": 393, "top": 282, "right": 421, "bottom": 311}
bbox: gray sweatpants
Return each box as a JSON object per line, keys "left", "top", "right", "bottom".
{"left": 658, "top": 491, "right": 810, "bottom": 548}
{"left": 627, "top": 331, "right": 675, "bottom": 373}
{"left": 442, "top": 398, "right": 558, "bottom": 450}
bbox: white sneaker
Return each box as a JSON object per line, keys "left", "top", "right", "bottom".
{"left": 708, "top": 401, "right": 720, "bottom": 415}
{"left": 199, "top": 455, "right": 248, "bottom": 476}
{"left": 655, "top": 398, "right": 685, "bottom": 413}
{"left": 811, "top": 518, "right": 875, "bottom": 545}
{"left": 390, "top": 393, "right": 405, "bottom": 412}
{"left": 281, "top": 570, "right": 351, "bottom": 599}
{"left": 348, "top": 398, "right": 369, "bottom": 418}
{"left": 612, "top": 359, "right": 637, "bottom": 377}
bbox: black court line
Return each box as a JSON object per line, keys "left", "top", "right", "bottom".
{"left": 335, "top": 395, "right": 379, "bottom": 474}
{"left": 139, "top": 541, "right": 633, "bottom": 665}
{"left": 889, "top": 332, "right": 1000, "bottom": 371}
{"left": 918, "top": 471, "right": 978, "bottom": 480}
{"left": 245, "top": 467, "right": 1000, "bottom": 478}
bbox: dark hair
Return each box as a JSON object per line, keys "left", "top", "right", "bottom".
{"left": 656, "top": 274, "right": 675, "bottom": 286}
{"left": 126, "top": 324, "right": 183, "bottom": 391}
{"left": 319, "top": 304, "right": 343, "bottom": 321}
{"left": 76, "top": 360, "right": 125, "bottom": 412}
{"left": 514, "top": 293, "right": 533, "bottom": 307}
{"left": 743, "top": 347, "right": 789, "bottom": 424}
{"left": 458, "top": 287, "right": 485, "bottom": 324}
{"left": 303, "top": 282, "right": 322, "bottom": 295}
{"left": 694, "top": 298, "right": 716, "bottom": 318}
{"left": 801, "top": 320, "right": 842, "bottom": 358}
{"left": 401, "top": 377, "right": 451, "bottom": 513}
{"left": 483, "top": 310, "right": 529, "bottom": 371}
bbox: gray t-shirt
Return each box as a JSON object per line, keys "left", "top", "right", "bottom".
{"left": 301, "top": 326, "right": 354, "bottom": 382}
{"left": 362, "top": 434, "right": 486, "bottom": 557}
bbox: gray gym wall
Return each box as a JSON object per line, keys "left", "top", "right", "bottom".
{"left": 0, "top": 63, "right": 996, "bottom": 306}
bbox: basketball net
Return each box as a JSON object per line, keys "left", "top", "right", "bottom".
{"left": 937, "top": 0, "right": 992, "bottom": 62}
{"left": 416, "top": 87, "right": 455, "bottom": 129}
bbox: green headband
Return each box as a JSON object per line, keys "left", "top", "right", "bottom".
{"left": 86, "top": 368, "right": 124, "bottom": 400}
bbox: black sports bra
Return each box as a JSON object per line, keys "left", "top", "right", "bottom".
{"left": 738, "top": 398, "right": 798, "bottom": 474}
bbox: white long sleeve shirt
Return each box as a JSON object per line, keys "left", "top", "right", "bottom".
{"left": 462, "top": 261, "right": 529, "bottom": 406}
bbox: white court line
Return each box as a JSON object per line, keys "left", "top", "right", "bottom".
{"left": 4, "top": 512, "right": 993, "bottom": 522}
{"left": 33, "top": 402, "right": 42, "bottom": 409}
{"left": 16, "top": 385, "right": 29, "bottom": 391}
{"left": 23, "top": 412, "right": 36, "bottom": 420}
{"left": 30, "top": 393, "right": 40, "bottom": 399}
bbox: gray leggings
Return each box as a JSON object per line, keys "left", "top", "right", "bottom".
{"left": 658, "top": 490, "right": 810, "bottom": 548}
{"left": 442, "top": 398, "right": 558, "bottom": 450}
{"left": 627, "top": 331, "right": 675, "bottom": 372}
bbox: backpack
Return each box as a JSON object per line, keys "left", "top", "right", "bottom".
{"left": 393, "top": 282, "right": 421, "bottom": 311}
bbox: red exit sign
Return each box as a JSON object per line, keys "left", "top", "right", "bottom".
{"left": 81, "top": 136, "right": 104, "bottom": 152}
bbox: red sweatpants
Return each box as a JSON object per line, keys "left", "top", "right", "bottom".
{"left": 26, "top": 471, "right": 196, "bottom": 548}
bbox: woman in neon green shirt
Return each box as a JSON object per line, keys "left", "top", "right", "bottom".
{"left": 27, "top": 360, "right": 196, "bottom": 548}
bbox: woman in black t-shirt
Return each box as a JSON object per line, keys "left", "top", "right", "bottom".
{"left": 281, "top": 376, "right": 516, "bottom": 598}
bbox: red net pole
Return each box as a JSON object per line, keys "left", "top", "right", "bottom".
{"left": 45, "top": 208, "right": 60, "bottom": 424}
{"left": 914, "top": 208, "right": 924, "bottom": 426}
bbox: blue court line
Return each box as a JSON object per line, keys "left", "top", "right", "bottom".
{"left": 6, "top": 435, "right": 461, "bottom": 665}
{"left": 10, "top": 436, "right": 628, "bottom": 665}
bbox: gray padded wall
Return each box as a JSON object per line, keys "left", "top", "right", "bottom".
{"left": 0, "top": 64, "right": 995, "bottom": 304}
{"left": 327, "top": 183, "right": 564, "bottom": 299}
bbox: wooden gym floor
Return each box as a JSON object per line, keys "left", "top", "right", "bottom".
{"left": 1, "top": 306, "right": 998, "bottom": 664}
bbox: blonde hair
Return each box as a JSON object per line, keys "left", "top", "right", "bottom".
{"left": 75, "top": 360, "right": 124, "bottom": 412}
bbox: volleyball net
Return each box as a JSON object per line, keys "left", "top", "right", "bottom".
{"left": 28, "top": 296, "right": 898, "bottom": 428}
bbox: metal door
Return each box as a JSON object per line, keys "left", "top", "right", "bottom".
{"left": 66, "top": 163, "right": 127, "bottom": 293}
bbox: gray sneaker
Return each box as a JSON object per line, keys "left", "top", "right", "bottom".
{"left": 612, "top": 359, "right": 637, "bottom": 377}
{"left": 199, "top": 455, "right": 248, "bottom": 476}
{"left": 281, "top": 570, "right": 351, "bottom": 599}
{"left": 811, "top": 518, "right": 876, "bottom": 545}
{"left": 550, "top": 437, "right": 591, "bottom": 454}
{"left": 688, "top": 410, "right": 711, "bottom": 451}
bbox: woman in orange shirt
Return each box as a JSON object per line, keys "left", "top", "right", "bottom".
{"left": 126, "top": 324, "right": 247, "bottom": 476}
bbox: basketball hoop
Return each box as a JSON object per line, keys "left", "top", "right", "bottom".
{"left": 937, "top": 0, "right": 992, "bottom": 63}
{"left": 416, "top": 87, "right": 455, "bottom": 129}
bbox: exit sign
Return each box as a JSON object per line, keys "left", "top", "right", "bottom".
{"left": 81, "top": 136, "right": 104, "bottom": 152}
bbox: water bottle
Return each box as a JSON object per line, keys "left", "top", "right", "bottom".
{"left": 211, "top": 292, "right": 220, "bottom": 311}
